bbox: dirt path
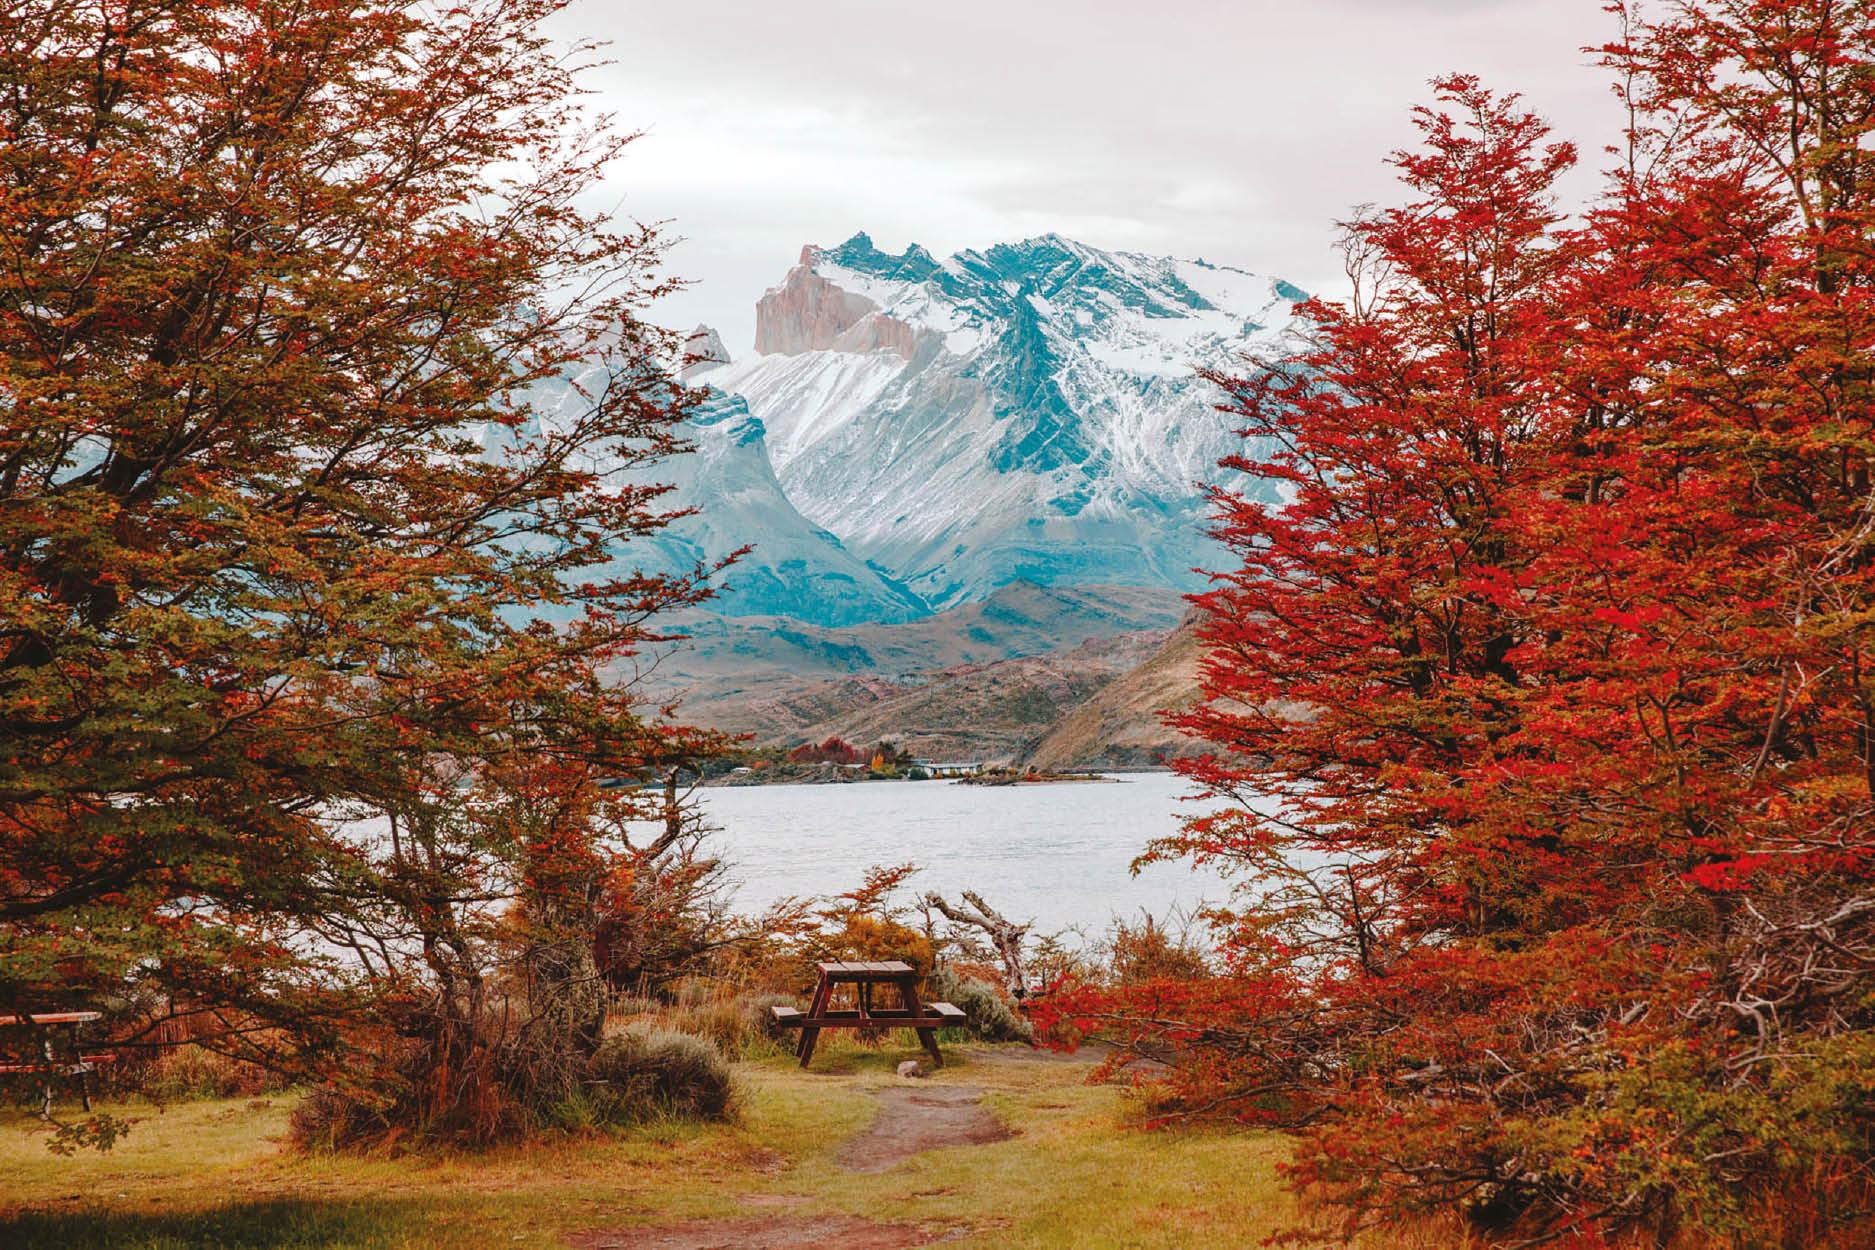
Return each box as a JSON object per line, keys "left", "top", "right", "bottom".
{"left": 835, "top": 1083, "right": 1012, "bottom": 1175}
{"left": 567, "top": 1050, "right": 1050, "bottom": 1250}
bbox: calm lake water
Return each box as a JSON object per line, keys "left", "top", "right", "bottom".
{"left": 697, "top": 772, "right": 1230, "bottom": 936}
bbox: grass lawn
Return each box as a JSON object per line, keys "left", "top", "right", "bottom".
{"left": 0, "top": 1039, "right": 1329, "bottom": 1249}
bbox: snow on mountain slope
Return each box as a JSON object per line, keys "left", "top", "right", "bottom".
{"left": 508, "top": 368, "right": 928, "bottom": 627}
{"left": 689, "top": 232, "right": 1300, "bottom": 610}
{"left": 659, "top": 388, "right": 931, "bottom": 625}
{"left": 702, "top": 347, "right": 902, "bottom": 470}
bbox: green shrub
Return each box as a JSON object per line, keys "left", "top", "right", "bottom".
{"left": 624, "top": 990, "right": 802, "bottom": 1060}
{"left": 929, "top": 967, "right": 1033, "bottom": 1043}
{"left": 584, "top": 1026, "right": 733, "bottom": 1123}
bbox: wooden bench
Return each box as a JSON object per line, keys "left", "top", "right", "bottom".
{"left": 0, "top": 1012, "right": 110, "bottom": 1116}
{"left": 773, "top": 962, "right": 964, "bottom": 1069}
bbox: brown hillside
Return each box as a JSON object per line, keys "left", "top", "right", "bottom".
{"left": 636, "top": 583, "right": 1188, "bottom": 756}
{"left": 695, "top": 631, "right": 1167, "bottom": 761}
{"left": 1016, "top": 610, "right": 1206, "bottom": 771}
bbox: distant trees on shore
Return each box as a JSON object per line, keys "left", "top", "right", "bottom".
{"left": 787, "top": 737, "right": 868, "bottom": 766}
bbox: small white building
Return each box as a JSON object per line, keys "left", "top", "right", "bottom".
{"left": 925, "top": 761, "right": 987, "bottom": 778}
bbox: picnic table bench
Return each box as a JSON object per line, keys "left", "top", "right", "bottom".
{"left": 770, "top": 961, "right": 964, "bottom": 1069}
{"left": 0, "top": 1012, "right": 115, "bottom": 1117}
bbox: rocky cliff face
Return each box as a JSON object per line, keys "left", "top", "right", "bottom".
{"left": 753, "top": 246, "right": 924, "bottom": 359}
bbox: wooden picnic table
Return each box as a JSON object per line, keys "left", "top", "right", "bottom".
{"left": 769, "top": 961, "right": 964, "bottom": 1070}
{"left": 0, "top": 1012, "right": 115, "bottom": 1117}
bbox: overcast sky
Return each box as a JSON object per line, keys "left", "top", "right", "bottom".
{"left": 551, "top": 1, "right": 1625, "bottom": 352}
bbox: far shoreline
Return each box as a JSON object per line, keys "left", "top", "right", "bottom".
{"left": 702, "top": 765, "right": 1171, "bottom": 789}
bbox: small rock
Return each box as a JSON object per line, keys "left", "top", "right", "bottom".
{"left": 896, "top": 1060, "right": 927, "bottom": 1079}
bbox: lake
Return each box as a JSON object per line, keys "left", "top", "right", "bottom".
{"left": 696, "top": 772, "right": 1231, "bottom": 937}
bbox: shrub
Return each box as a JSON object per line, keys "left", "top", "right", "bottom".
{"left": 789, "top": 737, "right": 864, "bottom": 765}
{"left": 593, "top": 832, "right": 733, "bottom": 1000}
{"left": 664, "top": 997, "right": 746, "bottom": 1054}
{"left": 290, "top": 1083, "right": 405, "bottom": 1153}
{"left": 1026, "top": 932, "right": 1096, "bottom": 992}
{"left": 584, "top": 1026, "right": 733, "bottom": 1123}
{"left": 289, "top": 1032, "right": 531, "bottom": 1151}
{"left": 1107, "top": 914, "right": 1209, "bottom": 984}
{"left": 630, "top": 989, "right": 800, "bottom": 1060}
{"left": 929, "top": 967, "right": 1033, "bottom": 1043}
{"left": 122, "top": 1044, "right": 287, "bottom": 1102}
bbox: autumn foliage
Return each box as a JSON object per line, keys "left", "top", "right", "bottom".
{"left": 788, "top": 736, "right": 866, "bottom": 766}
{"left": 0, "top": 0, "right": 723, "bottom": 1143}
{"left": 1037, "top": 2, "right": 1875, "bottom": 1245}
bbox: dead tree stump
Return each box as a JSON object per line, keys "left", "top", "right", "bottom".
{"left": 923, "top": 890, "right": 1031, "bottom": 999}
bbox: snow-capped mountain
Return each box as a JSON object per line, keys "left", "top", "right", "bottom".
{"left": 637, "top": 386, "right": 930, "bottom": 624}
{"left": 506, "top": 369, "right": 927, "bottom": 627}
{"left": 691, "top": 231, "right": 1302, "bottom": 612}
{"left": 507, "top": 233, "right": 1302, "bottom": 631}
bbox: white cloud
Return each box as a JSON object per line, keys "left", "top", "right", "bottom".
{"left": 552, "top": 0, "right": 1622, "bottom": 351}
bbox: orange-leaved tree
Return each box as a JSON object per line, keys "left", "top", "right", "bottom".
{"left": 1036, "top": 3, "right": 1875, "bottom": 1244}
{"left": 0, "top": 0, "right": 724, "bottom": 1146}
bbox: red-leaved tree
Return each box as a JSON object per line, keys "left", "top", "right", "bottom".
{"left": 1036, "top": 4, "right": 1875, "bottom": 1245}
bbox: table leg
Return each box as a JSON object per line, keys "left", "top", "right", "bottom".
{"left": 898, "top": 976, "right": 944, "bottom": 1068}
{"left": 77, "top": 1023, "right": 92, "bottom": 1111}
{"left": 38, "top": 1033, "right": 53, "bottom": 1119}
{"left": 798, "top": 975, "right": 833, "bottom": 1068}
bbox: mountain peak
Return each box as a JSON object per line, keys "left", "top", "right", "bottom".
{"left": 1022, "top": 230, "right": 1083, "bottom": 253}
{"left": 819, "top": 232, "right": 942, "bottom": 283}
{"left": 681, "top": 324, "right": 729, "bottom": 380}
